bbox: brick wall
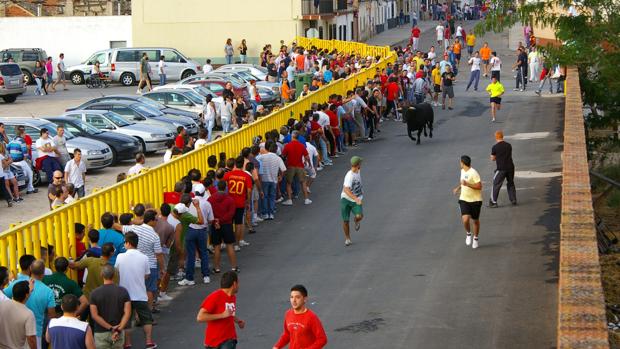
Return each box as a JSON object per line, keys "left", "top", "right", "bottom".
{"left": 558, "top": 68, "right": 609, "bottom": 348}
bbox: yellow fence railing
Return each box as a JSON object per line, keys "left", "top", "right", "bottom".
{"left": 0, "top": 37, "right": 396, "bottom": 278}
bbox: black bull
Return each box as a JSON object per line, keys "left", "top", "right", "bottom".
{"left": 400, "top": 102, "right": 434, "bottom": 144}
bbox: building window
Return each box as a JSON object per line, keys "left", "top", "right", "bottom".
{"left": 110, "top": 41, "right": 127, "bottom": 49}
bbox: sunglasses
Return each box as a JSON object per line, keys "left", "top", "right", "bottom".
{"left": 54, "top": 177, "right": 62, "bottom": 180}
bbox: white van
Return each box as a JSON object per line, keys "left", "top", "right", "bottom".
{"left": 65, "top": 47, "right": 201, "bottom": 86}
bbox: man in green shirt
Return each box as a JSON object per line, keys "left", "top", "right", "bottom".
{"left": 43, "top": 257, "right": 88, "bottom": 316}
{"left": 69, "top": 243, "right": 118, "bottom": 300}
{"left": 137, "top": 52, "right": 152, "bottom": 94}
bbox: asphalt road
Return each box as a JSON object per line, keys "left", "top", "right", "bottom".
{"left": 131, "top": 25, "right": 562, "bottom": 348}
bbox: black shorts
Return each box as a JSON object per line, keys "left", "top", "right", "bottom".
{"left": 434, "top": 84, "right": 441, "bottom": 93}
{"left": 455, "top": 53, "right": 461, "bottom": 60}
{"left": 210, "top": 224, "right": 236, "bottom": 245}
{"left": 490, "top": 97, "right": 502, "bottom": 104}
{"left": 233, "top": 207, "right": 245, "bottom": 225}
{"left": 491, "top": 70, "right": 500, "bottom": 80}
{"left": 459, "top": 200, "right": 482, "bottom": 220}
{"left": 130, "top": 301, "right": 153, "bottom": 326}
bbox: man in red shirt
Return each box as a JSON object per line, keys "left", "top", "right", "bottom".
{"left": 223, "top": 156, "right": 253, "bottom": 252}
{"left": 281, "top": 131, "right": 311, "bottom": 206}
{"left": 175, "top": 126, "right": 187, "bottom": 150}
{"left": 197, "top": 271, "right": 245, "bottom": 349}
{"left": 411, "top": 25, "right": 421, "bottom": 51}
{"left": 208, "top": 180, "right": 238, "bottom": 272}
{"left": 272, "top": 284, "right": 327, "bottom": 349}
{"left": 382, "top": 77, "right": 401, "bottom": 121}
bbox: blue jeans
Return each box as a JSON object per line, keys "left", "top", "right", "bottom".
{"left": 226, "top": 55, "right": 233, "bottom": 64}
{"left": 184, "top": 227, "right": 209, "bottom": 281}
{"left": 159, "top": 74, "right": 166, "bottom": 85}
{"left": 250, "top": 100, "right": 259, "bottom": 115}
{"left": 260, "top": 181, "right": 276, "bottom": 216}
{"left": 35, "top": 78, "right": 43, "bottom": 95}
{"left": 76, "top": 186, "right": 85, "bottom": 198}
{"left": 206, "top": 119, "right": 215, "bottom": 141}
{"left": 318, "top": 138, "right": 331, "bottom": 164}
{"left": 466, "top": 70, "right": 480, "bottom": 90}
{"left": 41, "top": 157, "right": 62, "bottom": 183}
{"left": 222, "top": 117, "right": 231, "bottom": 133}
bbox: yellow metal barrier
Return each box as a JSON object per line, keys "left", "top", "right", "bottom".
{"left": 0, "top": 37, "right": 396, "bottom": 278}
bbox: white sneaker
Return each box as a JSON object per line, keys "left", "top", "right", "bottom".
{"left": 345, "top": 239, "right": 352, "bottom": 246}
{"left": 221, "top": 243, "right": 226, "bottom": 249}
{"left": 251, "top": 221, "right": 259, "bottom": 227}
{"left": 158, "top": 292, "right": 173, "bottom": 301}
{"left": 281, "top": 199, "right": 293, "bottom": 206}
{"left": 207, "top": 245, "right": 215, "bottom": 253}
{"left": 268, "top": 214, "right": 274, "bottom": 220}
{"left": 239, "top": 240, "right": 250, "bottom": 247}
{"left": 465, "top": 234, "right": 472, "bottom": 246}
{"left": 317, "top": 166, "right": 324, "bottom": 171}
{"left": 254, "top": 215, "right": 264, "bottom": 222}
{"left": 203, "top": 276, "right": 211, "bottom": 284}
{"left": 275, "top": 197, "right": 284, "bottom": 203}
{"left": 176, "top": 270, "right": 185, "bottom": 279}
{"left": 178, "top": 279, "right": 195, "bottom": 286}
{"left": 472, "top": 238, "right": 479, "bottom": 249}
{"left": 233, "top": 245, "right": 241, "bottom": 252}
{"left": 304, "top": 198, "right": 312, "bottom": 205}
{"left": 307, "top": 188, "right": 312, "bottom": 194}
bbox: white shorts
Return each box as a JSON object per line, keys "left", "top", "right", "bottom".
{"left": 2, "top": 170, "right": 14, "bottom": 180}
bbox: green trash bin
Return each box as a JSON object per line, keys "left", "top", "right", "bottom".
{"left": 294, "top": 73, "right": 313, "bottom": 98}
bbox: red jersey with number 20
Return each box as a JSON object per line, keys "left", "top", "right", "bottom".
{"left": 223, "top": 169, "right": 253, "bottom": 208}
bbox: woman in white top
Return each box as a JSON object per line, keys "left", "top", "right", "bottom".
{"left": 220, "top": 96, "right": 234, "bottom": 134}
{"left": 466, "top": 51, "right": 482, "bottom": 91}
{"left": 428, "top": 46, "right": 437, "bottom": 65}
{"left": 194, "top": 128, "right": 208, "bottom": 149}
{"left": 163, "top": 139, "right": 174, "bottom": 163}
{"left": 203, "top": 94, "right": 217, "bottom": 142}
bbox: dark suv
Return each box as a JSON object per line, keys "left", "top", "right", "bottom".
{"left": 0, "top": 48, "right": 48, "bottom": 85}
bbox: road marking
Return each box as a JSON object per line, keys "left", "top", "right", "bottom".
{"left": 505, "top": 132, "right": 551, "bottom": 140}
{"left": 515, "top": 171, "right": 561, "bottom": 178}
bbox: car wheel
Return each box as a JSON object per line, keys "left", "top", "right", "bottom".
{"left": 120, "top": 72, "right": 136, "bottom": 86}
{"left": 136, "top": 138, "right": 146, "bottom": 153}
{"left": 32, "top": 169, "right": 41, "bottom": 187}
{"left": 181, "top": 70, "right": 195, "bottom": 80}
{"left": 2, "top": 95, "right": 17, "bottom": 103}
{"left": 110, "top": 148, "right": 118, "bottom": 165}
{"left": 71, "top": 72, "right": 84, "bottom": 85}
{"left": 22, "top": 70, "right": 33, "bottom": 85}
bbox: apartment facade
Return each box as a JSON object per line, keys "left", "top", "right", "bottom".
{"left": 132, "top": 0, "right": 410, "bottom": 63}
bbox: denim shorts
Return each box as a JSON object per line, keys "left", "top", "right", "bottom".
{"left": 145, "top": 267, "right": 159, "bottom": 293}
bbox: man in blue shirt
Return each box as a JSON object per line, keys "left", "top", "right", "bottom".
{"left": 7, "top": 129, "right": 37, "bottom": 194}
{"left": 4, "top": 259, "right": 56, "bottom": 344}
{"left": 98, "top": 212, "right": 126, "bottom": 265}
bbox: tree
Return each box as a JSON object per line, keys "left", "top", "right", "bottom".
{"left": 475, "top": 0, "right": 620, "bottom": 129}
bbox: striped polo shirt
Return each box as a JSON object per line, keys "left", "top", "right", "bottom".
{"left": 122, "top": 224, "right": 162, "bottom": 269}
{"left": 47, "top": 316, "right": 88, "bottom": 349}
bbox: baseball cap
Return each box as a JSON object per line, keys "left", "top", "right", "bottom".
{"left": 350, "top": 156, "right": 363, "bottom": 166}
{"left": 174, "top": 203, "right": 189, "bottom": 214}
{"left": 192, "top": 183, "right": 206, "bottom": 196}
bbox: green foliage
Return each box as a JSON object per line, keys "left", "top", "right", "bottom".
{"left": 475, "top": 0, "right": 620, "bottom": 127}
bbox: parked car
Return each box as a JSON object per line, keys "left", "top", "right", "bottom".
{"left": 10, "top": 162, "right": 31, "bottom": 191}
{"left": 209, "top": 70, "right": 280, "bottom": 94}
{"left": 142, "top": 88, "right": 205, "bottom": 116}
{"left": 215, "top": 64, "right": 268, "bottom": 81}
{"left": 0, "top": 48, "right": 47, "bottom": 85}
{"left": 62, "top": 110, "right": 175, "bottom": 153}
{"left": 0, "top": 118, "right": 114, "bottom": 185}
{"left": 80, "top": 100, "right": 199, "bottom": 136}
{"left": 206, "top": 71, "right": 280, "bottom": 106}
{"left": 43, "top": 117, "right": 141, "bottom": 164}
{"left": 0, "top": 63, "right": 27, "bottom": 103}
{"left": 65, "top": 47, "right": 201, "bottom": 86}
{"left": 65, "top": 95, "right": 199, "bottom": 122}
{"left": 179, "top": 74, "right": 250, "bottom": 103}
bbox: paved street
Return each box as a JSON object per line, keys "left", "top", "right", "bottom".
{"left": 124, "top": 23, "right": 562, "bottom": 348}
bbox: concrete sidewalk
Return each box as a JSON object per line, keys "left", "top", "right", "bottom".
{"left": 364, "top": 20, "right": 437, "bottom": 47}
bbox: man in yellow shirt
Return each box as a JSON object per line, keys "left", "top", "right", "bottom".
{"left": 466, "top": 33, "right": 476, "bottom": 56}
{"left": 452, "top": 155, "right": 482, "bottom": 249}
{"left": 431, "top": 63, "right": 442, "bottom": 107}
{"left": 486, "top": 76, "right": 505, "bottom": 122}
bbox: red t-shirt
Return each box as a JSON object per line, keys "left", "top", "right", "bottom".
{"left": 175, "top": 135, "right": 185, "bottom": 149}
{"left": 295, "top": 55, "right": 305, "bottom": 70}
{"left": 24, "top": 134, "right": 33, "bottom": 159}
{"left": 274, "top": 309, "right": 328, "bottom": 349}
{"left": 412, "top": 27, "right": 421, "bottom": 38}
{"left": 326, "top": 110, "right": 340, "bottom": 136}
{"left": 223, "top": 169, "right": 253, "bottom": 208}
{"left": 282, "top": 140, "right": 308, "bottom": 169}
{"left": 386, "top": 82, "right": 399, "bottom": 101}
{"left": 201, "top": 289, "right": 237, "bottom": 347}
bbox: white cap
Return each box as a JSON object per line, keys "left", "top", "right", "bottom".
{"left": 193, "top": 183, "right": 206, "bottom": 196}
{"left": 174, "top": 203, "right": 189, "bottom": 214}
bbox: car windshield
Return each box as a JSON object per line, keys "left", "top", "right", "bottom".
{"left": 104, "top": 112, "right": 133, "bottom": 126}
{"left": 237, "top": 71, "right": 259, "bottom": 81}
{"left": 73, "top": 119, "right": 103, "bottom": 134}
{"left": 41, "top": 123, "right": 75, "bottom": 140}
{"left": 183, "top": 90, "right": 205, "bottom": 104}
{"left": 136, "top": 96, "right": 166, "bottom": 110}
{"left": 186, "top": 85, "right": 216, "bottom": 98}
{"left": 253, "top": 66, "right": 268, "bottom": 75}
{"left": 133, "top": 104, "right": 164, "bottom": 117}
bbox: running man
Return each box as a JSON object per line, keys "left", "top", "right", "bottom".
{"left": 452, "top": 155, "right": 483, "bottom": 249}
{"left": 480, "top": 42, "right": 491, "bottom": 77}
{"left": 485, "top": 76, "right": 505, "bottom": 122}
{"left": 272, "top": 285, "right": 327, "bottom": 349}
{"left": 490, "top": 131, "right": 517, "bottom": 207}
{"left": 341, "top": 156, "right": 364, "bottom": 247}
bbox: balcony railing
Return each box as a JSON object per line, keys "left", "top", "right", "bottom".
{"left": 302, "top": 0, "right": 350, "bottom": 16}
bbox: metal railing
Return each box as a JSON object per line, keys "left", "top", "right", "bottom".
{"left": 0, "top": 36, "right": 395, "bottom": 278}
